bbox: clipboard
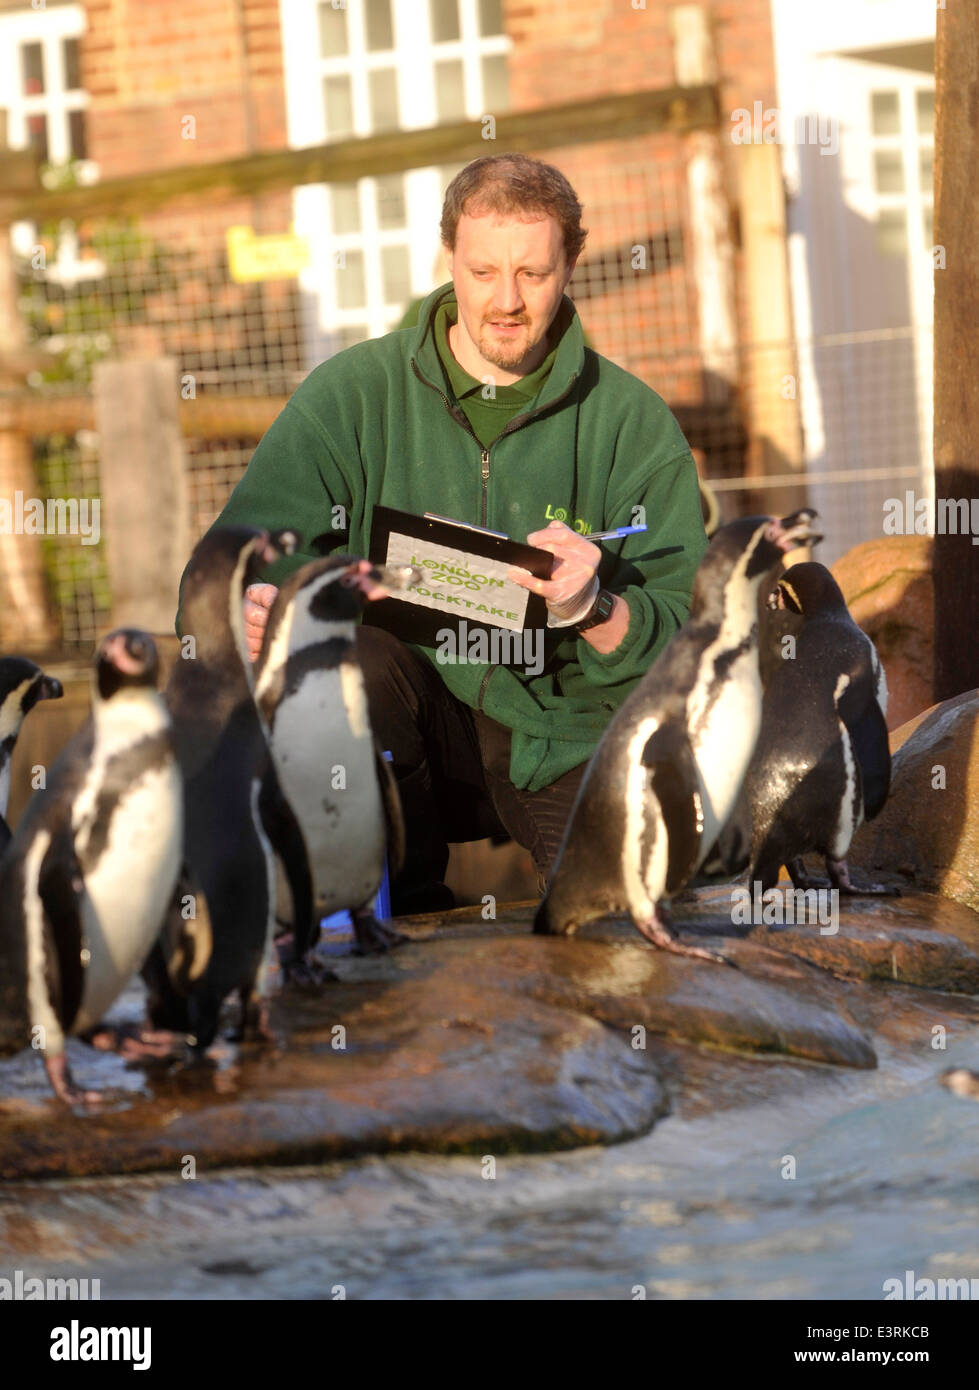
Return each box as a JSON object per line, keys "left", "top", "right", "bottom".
{"left": 364, "top": 504, "right": 553, "bottom": 660}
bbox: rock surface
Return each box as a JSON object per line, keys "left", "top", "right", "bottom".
{"left": 832, "top": 534, "right": 933, "bottom": 729}
{"left": 1, "top": 889, "right": 977, "bottom": 1181}
{"left": 850, "top": 690, "right": 979, "bottom": 913}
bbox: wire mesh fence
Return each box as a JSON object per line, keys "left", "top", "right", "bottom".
{"left": 8, "top": 148, "right": 933, "bottom": 654}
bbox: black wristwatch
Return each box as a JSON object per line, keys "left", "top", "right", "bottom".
{"left": 575, "top": 588, "right": 616, "bottom": 632}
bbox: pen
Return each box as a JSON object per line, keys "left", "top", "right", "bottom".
{"left": 583, "top": 524, "right": 648, "bottom": 541}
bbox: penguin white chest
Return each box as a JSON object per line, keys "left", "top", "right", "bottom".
{"left": 271, "top": 664, "right": 385, "bottom": 914}
{"left": 689, "top": 650, "right": 762, "bottom": 851}
{"left": 0, "top": 758, "right": 9, "bottom": 817}
{"left": 72, "top": 759, "right": 183, "bottom": 1032}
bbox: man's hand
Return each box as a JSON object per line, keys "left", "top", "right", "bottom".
{"left": 508, "top": 519, "right": 600, "bottom": 623}
{"left": 244, "top": 582, "right": 278, "bottom": 662}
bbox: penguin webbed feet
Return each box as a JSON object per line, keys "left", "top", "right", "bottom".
{"left": 635, "top": 903, "right": 735, "bottom": 967}
{"left": 82, "top": 1021, "right": 185, "bottom": 1061}
{"left": 351, "top": 907, "right": 407, "bottom": 955}
{"left": 826, "top": 857, "right": 901, "bottom": 897}
{"left": 43, "top": 1051, "right": 102, "bottom": 1106}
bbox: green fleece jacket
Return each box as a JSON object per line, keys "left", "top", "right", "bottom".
{"left": 182, "top": 282, "right": 708, "bottom": 791}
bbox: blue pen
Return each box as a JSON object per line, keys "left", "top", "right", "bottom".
{"left": 583, "top": 524, "right": 648, "bottom": 541}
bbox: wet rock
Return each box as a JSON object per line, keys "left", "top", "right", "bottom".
{"left": 850, "top": 691, "right": 979, "bottom": 914}
{"left": 831, "top": 534, "right": 933, "bottom": 730}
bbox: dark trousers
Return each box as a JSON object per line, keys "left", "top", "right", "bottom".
{"left": 356, "top": 625, "right": 587, "bottom": 908}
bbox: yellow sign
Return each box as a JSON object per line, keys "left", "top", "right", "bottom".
{"left": 226, "top": 224, "right": 311, "bottom": 283}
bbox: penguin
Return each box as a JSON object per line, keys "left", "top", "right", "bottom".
{"left": 141, "top": 526, "right": 314, "bottom": 1055}
{"left": 0, "top": 630, "right": 182, "bottom": 1102}
{"left": 0, "top": 657, "right": 64, "bottom": 852}
{"left": 733, "top": 561, "right": 896, "bottom": 897}
{"left": 534, "top": 510, "right": 821, "bottom": 959}
{"left": 254, "top": 555, "right": 418, "bottom": 954}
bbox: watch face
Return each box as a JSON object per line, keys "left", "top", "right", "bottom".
{"left": 579, "top": 589, "right": 614, "bottom": 630}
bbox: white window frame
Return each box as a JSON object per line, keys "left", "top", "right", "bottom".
{"left": 1, "top": 3, "right": 100, "bottom": 288}
{"left": 280, "top": 0, "right": 511, "bottom": 352}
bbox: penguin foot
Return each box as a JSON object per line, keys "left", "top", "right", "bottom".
{"left": 826, "top": 858, "right": 902, "bottom": 896}
{"left": 634, "top": 909, "right": 732, "bottom": 966}
{"left": 44, "top": 1053, "right": 101, "bottom": 1106}
{"left": 351, "top": 910, "right": 407, "bottom": 955}
{"left": 82, "top": 1023, "right": 183, "bottom": 1060}
{"left": 786, "top": 858, "right": 830, "bottom": 891}
{"left": 282, "top": 955, "right": 339, "bottom": 989}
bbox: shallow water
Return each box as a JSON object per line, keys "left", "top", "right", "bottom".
{"left": 3, "top": 1022, "right": 978, "bottom": 1300}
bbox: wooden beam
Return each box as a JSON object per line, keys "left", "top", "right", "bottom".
{"left": 2, "top": 84, "right": 719, "bottom": 224}
{"left": 933, "top": 6, "right": 979, "bottom": 700}
{"left": 0, "top": 392, "right": 285, "bottom": 440}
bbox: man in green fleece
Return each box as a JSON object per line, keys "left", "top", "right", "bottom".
{"left": 188, "top": 153, "right": 708, "bottom": 911}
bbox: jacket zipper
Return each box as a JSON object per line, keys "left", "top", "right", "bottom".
{"left": 410, "top": 357, "right": 580, "bottom": 709}
{"left": 410, "top": 356, "right": 579, "bottom": 530}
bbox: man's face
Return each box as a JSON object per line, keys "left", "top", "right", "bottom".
{"left": 447, "top": 211, "right": 576, "bottom": 378}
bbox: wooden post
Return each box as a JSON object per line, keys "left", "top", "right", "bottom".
{"left": 669, "top": 6, "right": 737, "bottom": 402}
{"left": 737, "top": 143, "right": 806, "bottom": 521}
{"left": 93, "top": 359, "right": 189, "bottom": 634}
{"left": 0, "top": 118, "right": 58, "bottom": 652}
{"left": 933, "top": 6, "right": 979, "bottom": 700}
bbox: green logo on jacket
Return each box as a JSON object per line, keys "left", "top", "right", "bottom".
{"left": 543, "top": 503, "right": 591, "bottom": 534}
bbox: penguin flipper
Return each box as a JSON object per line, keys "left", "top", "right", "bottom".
{"left": 838, "top": 684, "right": 891, "bottom": 820}
{"left": 0, "top": 815, "right": 10, "bottom": 857}
{"left": 374, "top": 742, "right": 405, "bottom": 878}
{"left": 641, "top": 724, "right": 704, "bottom": 895}
{"left": 36, "top": 825, "right": 86, "bottom": 1034}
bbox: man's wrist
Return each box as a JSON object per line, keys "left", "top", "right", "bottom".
{"left": 573, "top": 587, "right": 616, "bottom": 632}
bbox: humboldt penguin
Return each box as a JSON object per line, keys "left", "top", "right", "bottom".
{"left": 737, "top": 561, "right": 895, "bottom": 896}
{"left": 534, "top": 510, "right": 821, "bottom": 959}
{"left": 0, "top": 657, "right": 63, "bottom": 852}
{"left": 254, "top": 555, "right": 418, "bottom": 953}
{"left": 0, "top": 630, "right": 181, "bottom": 1102}
{"left": 142, "top": 527, "right": 314, "bottom": 1054}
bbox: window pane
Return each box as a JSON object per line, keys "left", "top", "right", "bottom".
{"left": 368, "top": 68, "right": 399, "bottom": 131}
{"left": 318, "top": 2, "right": 348, "bottom": 57}
{"left": 21, "top": 42, "right": 45, "bottom": 95}
{"left": 336, "top": 249, "right": 366, "bottom": 309}
{"left": 919, "top": 147, "right": 933, "bottom": 191}
{"left": 376, "top": 173, "right": 406, "bottom": 229}
{"left": 478, "top": 0, "right": 504, "bottom": 36}
{"left": 435, "top": 60, "right": 466, "bottom": 121}
{"left": 876, "top": 209, "right": 907, "bottom": 257}
{"left": 916, "top": 89, "right": 935, "bottom": 136}
{"left": 27, "top": 113, "right": 49, "bottom": 162}
{"left": 365, "top": 0, "right": 394, "bottom": 51}
{"left": 870, "top": 91, "right": 899, "bottom": 136}
{"left": 430, "top": 0, "right": 460, "bottom": 42}
{"left": 323, "top": 75, "right": 354, "bottom": 138}
{"left": 332, "top": 182, "right": 361, "bottom": 234}
{"left": 381, "top": 245, "right": 412, "bottom": 303}
{"left": 68, "top": 109, "right": 87, "bottom": 161}
{"left": 481, "top": 54, "right": 509, "bottom": 110}
{"left": 923, "top": 206, "right": 934, "bottom": 250}
{"left": 64, "top": 37, "right": 81, "bottom": 91}
{"left": 873, "top": 149, "right": 904, "bottom": 195}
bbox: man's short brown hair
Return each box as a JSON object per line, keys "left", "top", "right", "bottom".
{"left": 440, "top": 154, "right": 587, "bottom": 264}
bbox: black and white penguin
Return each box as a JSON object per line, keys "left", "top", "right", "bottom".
{"left": 0, "top": 630, "right": 182, "bottom": 1102}
{"left": 254, "top": 555, "right": 417, "bottom": 953}
{"left": 0, "top": 657, "right": 63, "bottom": 851}
{"left": 736, "top": 561, "right": 895, "bottom": 895}
{"left": 141, "top": 526, "right": 313, "bottom": 1054}
{"left": 534, "top": 510, "right": 821, "bottom": 959}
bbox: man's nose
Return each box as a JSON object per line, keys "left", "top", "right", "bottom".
{"left": 492, "top": 275, "right": 524, "bottom": 313}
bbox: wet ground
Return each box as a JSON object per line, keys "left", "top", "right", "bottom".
{"left": 2, "top": 890, "right": 978, "bottom": 1299}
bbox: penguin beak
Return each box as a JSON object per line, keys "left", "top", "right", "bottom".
{"left": 39, "top": 675, "right": 63, "bottom": 700}
{"left": 766, "top": 508, "right": 822, "bottom": 553}
{"left": 340, "top": 560, "right": 421, "bottom": 601}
